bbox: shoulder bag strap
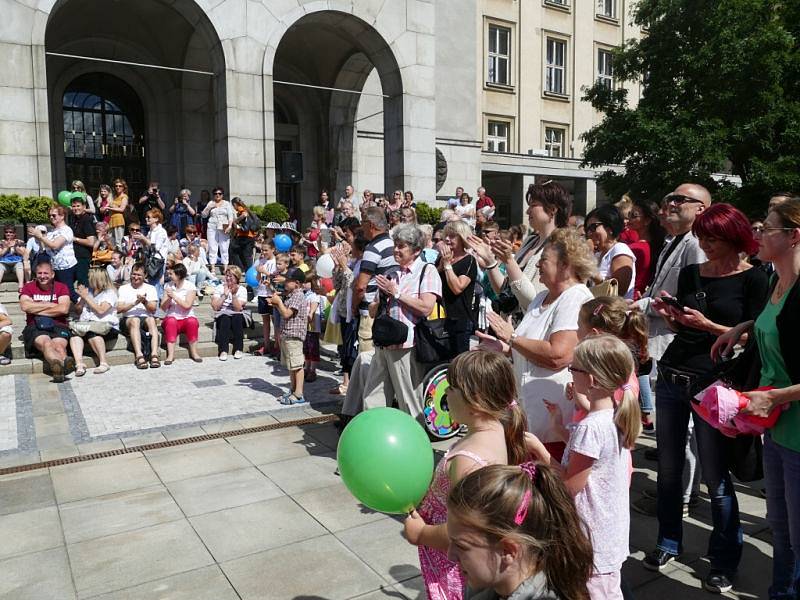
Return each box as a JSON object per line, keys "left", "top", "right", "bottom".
{"left": 690, "top": 264, "right": 708, "bottom": 315}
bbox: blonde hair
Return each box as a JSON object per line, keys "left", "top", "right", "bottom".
{"left": 312, "top": 206, "right": 325, "bottom": 220}
{"left": 572, "top": 334, "right": 641, "bottom": 448}
{"left": 443, "top": 219, "right": 472, "bottom": 247}
{"left": 579, "top": 296, "right": 650, "bottom": 363}
{"left": 614, "top": 194, "right": 633, "bottom": 218}
{"left": 71, "top": 180, "right": 86, "bottom": 192}
{"left": 447, "top": 350, "right": 528, "bottom": 465}
{"left": 771, "top": 198, "right": 800, "bottom": 229}
{"left": 545, "top": 228, "right": 597, "bottom": 282}
{"left": 449, "top": 464, "right": 592, "bottom": 600}
{"left": 224, "top": 265, "right": 242, "bottom": 281}
{"left": 87, "top": 268, "right": 114, "bottom": 294}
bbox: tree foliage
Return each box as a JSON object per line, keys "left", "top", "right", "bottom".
{"left": 580, "top": 0, "right": 800, "bottom": 215}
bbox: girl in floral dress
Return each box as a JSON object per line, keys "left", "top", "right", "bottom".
{"left": 404, "top": 350, "right": 529, "bottom": 600}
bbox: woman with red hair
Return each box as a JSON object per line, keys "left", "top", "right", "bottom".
{"left": 642, "top": 203, "right": 769, "bottom": 592}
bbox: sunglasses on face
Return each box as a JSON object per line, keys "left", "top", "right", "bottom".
{"left": 665, "top": 194, "right": 703, "bottom": 206}
{"left": 48, "top": 214, "right": 59, "bottom": 219}
{"left": 585, "top": 222, "right": 603, "bottom": 233}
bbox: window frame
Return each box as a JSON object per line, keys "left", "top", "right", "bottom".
{"left": 543, "top": 125, "right": 567, "bottom": 158}
{"left": 544, "top": 36, "right": 568, "bottom": 97}
{"left": 486, "top": 119, "right": 511, "bottom": 153}
{"left": 596, "top": 0, "right": 616, "bottom": 19}
{"left": 596, "top": 47, "right": 615, "bottom": 90}
{"left": 486, "top": 23, "right": 512, "bottom": 88}
{"left": 543, "top": 0, "right": 570, "bottom": 11}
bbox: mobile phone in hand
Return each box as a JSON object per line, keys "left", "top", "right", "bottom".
{"left": 660, "top": 295, "right": 684, "bottom": 310}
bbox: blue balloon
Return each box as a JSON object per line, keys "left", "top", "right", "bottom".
{"left": 245, "top": 265, "right": 260, "bottom": 288}
{"left": 274, "top": 233, "right": 292, "bottom": 253}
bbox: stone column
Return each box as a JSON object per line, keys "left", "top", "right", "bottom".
{"left": 511, "top": 174, "right": 536, "bottom": 228}
{"left": 573, "top": 177, "right": 597, "bottom": 217}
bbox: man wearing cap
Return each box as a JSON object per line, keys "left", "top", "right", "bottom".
{"left": 69, "top": 195, "right": 96, "bottom": 286}
{"left": 270, "top": 267, "right": 308, "bottom": 405}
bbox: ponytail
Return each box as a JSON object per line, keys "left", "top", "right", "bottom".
{"left": 580, "top": 296, "right": 650, "bottom": 363}
{"left": 502, "top": 401, "right": 530, "bottom": 466}
{"left": 621, "top": 307, "right": 650, "bottom": 363}
{"left": 615, "top": 384, "right": 642, "bottom": 449}
{"left": 449, "top": 464, "right": 592, "bottom": 600}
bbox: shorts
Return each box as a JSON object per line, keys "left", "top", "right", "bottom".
{"left": 280, "top": 337, "right": 305, "bottom": 371}
{"left": 257, "top": 296, "right": 273, "bottom": 315}
{"left": 22, "top": 324, "right": 70, "bottom": 356}
{"left": 0, "top": 325, "right": 13, "bottom": 336}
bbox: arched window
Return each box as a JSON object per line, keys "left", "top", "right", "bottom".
{"left": 63, "top": 73, "right": 146, "bottom": 195}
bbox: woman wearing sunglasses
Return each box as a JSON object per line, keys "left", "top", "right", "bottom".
{"left": 585, "top": 204, "right": 637, "bottom": 299}
{"left": 27, "top": 205, "right": 78, "bottom": 301}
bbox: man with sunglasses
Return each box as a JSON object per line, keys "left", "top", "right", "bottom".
{"left": 631, "top": 183, "right": 710, "bottom": 525}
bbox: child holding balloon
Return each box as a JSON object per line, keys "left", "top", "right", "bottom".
{"left": 404, "top": 350, "right": 529, "bottom": 600}
{"left": 447, "top": 463, "right": 594, "bottom": 600}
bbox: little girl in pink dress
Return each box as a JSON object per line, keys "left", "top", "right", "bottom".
{"left": 403, "top": 350, "right": 530, "bottom": 600}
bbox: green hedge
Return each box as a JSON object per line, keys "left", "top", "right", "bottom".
{"left": 414, "top": 203, "right": 443, "bottom": 225}
{"left": 248, "top": 202, "right": 289, "bottom": 225}
{"left": 0, "top": 195, "right": 53, "bottom": 225}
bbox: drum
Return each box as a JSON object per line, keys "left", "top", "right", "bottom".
{"left": 421, "top": 362, "right": 460, "bottom": 440}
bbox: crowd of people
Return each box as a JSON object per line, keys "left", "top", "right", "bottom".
{"left": 1, "top": 178, "right": 799, "bottom": 600}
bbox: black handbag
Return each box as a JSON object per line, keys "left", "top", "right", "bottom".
{"left": 372, "top": 312, "right": 408, "bottom": 347}
{"left": 143, "top": 246, "right": 165, "bottom": 280}
{"left": 415, "top": 303, "right": 451, "bottom": 363}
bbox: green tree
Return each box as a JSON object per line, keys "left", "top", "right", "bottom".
{"left": 580, "top": 0, "right": 800, "bottom": 215}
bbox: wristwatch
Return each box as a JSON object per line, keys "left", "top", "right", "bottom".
{"left": 393, "top": 290, "right": 401, "bottom": 300}
{"left": 509, "top": 332, "right": 518, "bottom": 345}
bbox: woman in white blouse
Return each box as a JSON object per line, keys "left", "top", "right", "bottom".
{"left": 479, "top": 228, "right": 596, "bottom": 459}
{"left": 201, "top": 186, "right": 234, "bottom": 274}
{"left": 211, "top": 266, "right": 248, "bottom": 360}
{"left": 134, "top": 208, "right": 171, "bottom": 298}
{"left": 585, "top": 204, "right": 636, "bottom": 299}
{"left": 160, "top": 262, "right": 202, "bottom": 364}
{"left": 27, "top": 204, "right": 78, "bottom": 300}
{"left": 69, "top": 269, "right": 119, "bottom": 375}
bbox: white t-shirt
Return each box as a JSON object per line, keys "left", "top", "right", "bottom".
{"left": 212, "top": 284, "right": 248, "bottom": 316}
{"left": 78, "top": 288, "right": 119, "bottom": 327}
{"left": 563, "top": 409, "right": 631, "bottom": 573}
{"left": 255, "top": 257, "right": 276, "bottom": 297}
{"left": 512, "top": 284, "right": 593, "bottom": 442}
{"left": 164, "top": 280, "right": 197, "bottom": 320}
{"left": 47, "top": 226, "right": 77, "bottom": 270}
{"left": 148, "top": 224, "right": 170, "bottom": 259}
{"left": 118, "top": 283, "right": 158, "bottom": 318}
{"left": 182, "top": 257, "right": 206, "bottom": 277}
{"left": 597, "top": 242, "right": 636, "bottom": 300}
{"left": 305, "top": 291, "right": 323, "bottom": 333}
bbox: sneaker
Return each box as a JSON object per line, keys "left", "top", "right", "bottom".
{"left": 703, "top": 571, "right": 733, "bottom": 594}
{"left": 219, "top": 352, "right": 228, "bottom": 361}
{"left": 643, "top": 549, "right": 677, "bottom": 572}
{"left": 233, "top": 351, "right": 243, "bottom": 360}
{"left": 642, "top": 419, "right": 655, "bottom": 434}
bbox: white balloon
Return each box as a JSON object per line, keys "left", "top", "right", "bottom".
{"left": 316, "top": 253, "right": 335, "bottom": 278}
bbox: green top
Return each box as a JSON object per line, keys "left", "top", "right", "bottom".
{"left": 755, "top": 288, "right": 800, "bottom": 452}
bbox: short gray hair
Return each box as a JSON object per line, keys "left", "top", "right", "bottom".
{"left": 179, "top": 188, "right": 192, "bottom": 197}
{"left": 392, "top": 224, "right": 424, "bottom": 251}
{"left": 364, "top": 206, "right": 388, "bottom": 230}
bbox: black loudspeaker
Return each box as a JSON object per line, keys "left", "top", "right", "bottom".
{"left": 281, "top": 151, "right": 304, "bottom": 183}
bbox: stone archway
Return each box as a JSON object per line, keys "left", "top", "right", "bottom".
{"left": 263, "top": 8, "right": 436, "bottom": 215}
{"left": 44, "top": 0, "right": 227, "bottom": 199}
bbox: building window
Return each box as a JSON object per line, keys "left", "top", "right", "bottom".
{"left": 545, "top": 0, "right": 569, "bottom": 6}
{"left": 544, "top": 127, "right": 565, "bottom": 157}
{"left": 545, "top": 38, "right": 566, "bottom": 95}
{"left": 487, "top": 25, "right": 511, "bottom": 86}
{"left": 597, "top": 0, "right": 616, "bottom": 18}
{"left": 487, "top": 121, "right": 509, "bottom": 152}
{"left": 597, "top": 49, "right": 614, "bottom": 89}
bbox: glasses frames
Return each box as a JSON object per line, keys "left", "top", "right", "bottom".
{"left": 752, "top": 226, "right": 796, "bottom": 235}
{"left": 665, "top": 194, "right": 704, "bottom": 207}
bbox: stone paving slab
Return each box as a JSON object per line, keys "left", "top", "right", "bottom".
{"left": 0, "top": 546, "right": 76, "bottom": 600}
{"left": 87, "top": 565, "right": 240, "bottom": 600}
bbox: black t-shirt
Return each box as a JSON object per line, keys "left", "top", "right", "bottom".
{"left": 441, "top": 254, "right": 478, "bottom": 321}
{"left": 68, "top": 213, "right": 96, "bottom": 260}
{"left": 661, "top": 264, "right": 769, "bottom": 374}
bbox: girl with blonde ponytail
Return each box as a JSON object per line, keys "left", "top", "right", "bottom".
{"left": 404, "top": 350, "right": 529, "bottom": 600}
{"left": 528, "top": 334, "right": 640, "bottom": 599}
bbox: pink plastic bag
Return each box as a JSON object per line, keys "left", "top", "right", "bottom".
{"left": 692, "top": 382, "right": 782, "bottom": 437}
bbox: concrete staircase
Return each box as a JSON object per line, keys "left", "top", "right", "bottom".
{"left": 0, "top": 280, "right": 271, "bottom": 375}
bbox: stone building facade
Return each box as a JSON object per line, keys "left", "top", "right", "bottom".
{"left": 0, "top": 0, "right": 641, "bottom": 224}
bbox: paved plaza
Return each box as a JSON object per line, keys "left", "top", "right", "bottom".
{"left": 0, "top": 351, "right": 776, "bottom": 599}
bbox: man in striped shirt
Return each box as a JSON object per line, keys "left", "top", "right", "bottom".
{"left": 352, "top": 207, "right": 398, "bottom": 353}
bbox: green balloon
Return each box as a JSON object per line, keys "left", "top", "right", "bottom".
{"left": 70, "top": 191, "right": 86, "bottom": 203}
{"left": 337, "top": 407, "right": 434, "bottom": 514}
{"left": 57, "top": 190, "right": 72, "bottom": 207}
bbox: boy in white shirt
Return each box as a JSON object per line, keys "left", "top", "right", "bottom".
{"left": 253, "top": 240, "right": 277, "bottom": 356}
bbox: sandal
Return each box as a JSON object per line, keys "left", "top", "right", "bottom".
{"left": 135, "top": 355, "right": 149, "bottom": 370}
{"left": 150, "top": 355, "right": 161, "bottom": 368}
{"left": 164, "top": 359, "right": 173, "bottom": 366}
{"left": 93, "top": 363, "right": 110, "bottom": 375}
{"left": 75, "top": 364, "right": 87, "bottom": 377}
{"left": 328, "top": 384, "right": 347, "bottom": 395}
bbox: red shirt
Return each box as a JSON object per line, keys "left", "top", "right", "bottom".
{"left": 20, "top": 281, "right": 70, "bottom": 327}
{"left": 476, "top": 195, "right": 495, "bottom": 211}
{"left": 629, "top": 240, "right": 653, "bottom": 297}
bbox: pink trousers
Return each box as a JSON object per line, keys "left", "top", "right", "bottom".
{"left": 162, "top": 316, "right": 199, "bottom": 343}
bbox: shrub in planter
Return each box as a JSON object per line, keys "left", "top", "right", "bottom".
{"left": 414, "top": 203, "right": 443, "bottom": 226}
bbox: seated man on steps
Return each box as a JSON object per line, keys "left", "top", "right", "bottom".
{"left": 117, "top": 263, "right": 161, "bottom": 369}
{"left": 19, "top": 259, "right": 73, "bottom": 382}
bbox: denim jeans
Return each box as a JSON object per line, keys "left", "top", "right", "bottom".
{"left": 639, "top": 374, "right": 655, "bottom": 413}
{"left": 764, "top": 433, "right": 800, "bottom": 599}
{"left": 655, "top": 377, "right": 743, "bottom": 575}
